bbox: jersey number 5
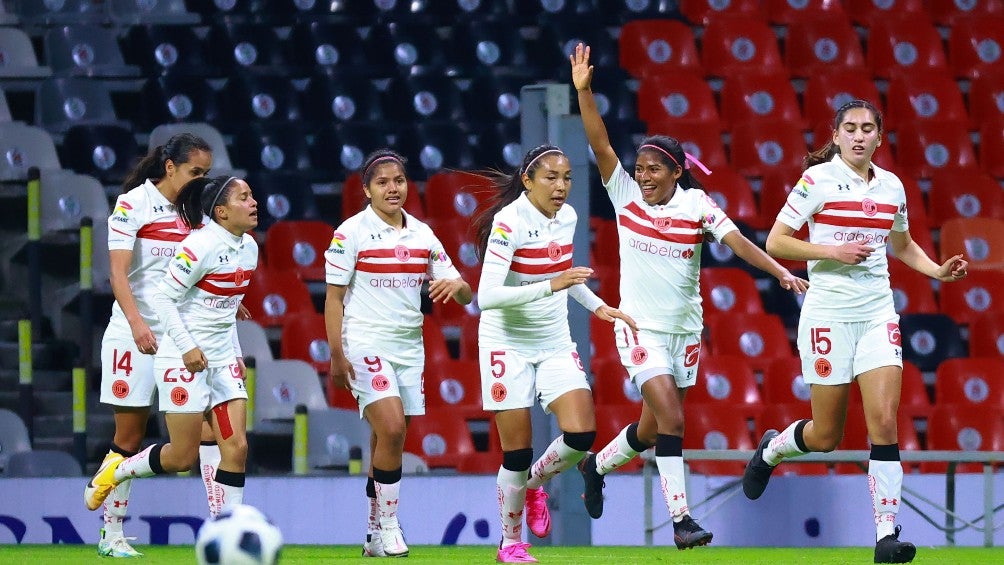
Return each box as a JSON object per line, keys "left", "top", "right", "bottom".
{"left": 490, "top": 351, "right": 506, "bottom": 378}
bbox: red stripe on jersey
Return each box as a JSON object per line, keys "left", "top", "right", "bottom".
{"left": 814, "top": 214, "right": 895, "bottom": 229}
{"left": 203, "top": 270, "right": 256, "bottom": 284}
{"left": 488, "top": 249, "right": 508, "bottom": 262}
{"left": 619, "top": 215, "right": 704, "bottom": 244}
{"left": 785, "top": 202, "right": 803, "bottom": 216}
{"left": 355, "top": 262, "right": 428, "bottom": 274}
{"left": 624, "top": 202, "right": 701, "bottom": 229}
{"left": 137, "top": 221, "right": 188, "bottom": 242}
{"left": 358, "top": 248, "right": 431, "bottom": 259}
{"left": 110, "top": 227, "right": 131, "bottom": 237}
{"left": 325, "top": 258, "right": 348, "bottom": 271}
{"left": 822, "top": 201, "right": 898, "bottom": 214}
{"left": 195, "top": 280, "right": 250, "bottom": 296}
{"left": 510, "top": 259, "right": 572, "bottom": 275}
{"left": 514, "top": 244, "right": 573, "bottom": 259}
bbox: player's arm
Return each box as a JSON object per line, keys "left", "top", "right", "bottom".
{"left": 427, "top": 235, "right": 473, "bottom": 305}
{"left": 324, "top": 284, "right": 354, "bottom": 390}
{"left": 888, "top": 230, "right": 968, "bottom": 282}
{"left": 108, "top": 248, "right": 159, "bottom": 353}
{"left": 722, "top": 230, "right": 808, "bottom": 294}
{"left": 153, "top": 243, "right": 207, "bottom": 373}
{"left": 567, "top": 283, "right": 639, "bottom": 334}
{"left": 571, "top": 43, "right": 618, "bottom": 184}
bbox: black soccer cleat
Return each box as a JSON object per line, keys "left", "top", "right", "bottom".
{"left": 673, "top": 516, "right": 713, "bottom": 550}
{"left": 577, "top": 452, "right": 605, "bottom": 519}
{"left": 743, "top": 429, "right": 779, "bottom": 500}
{"left": 874, "top": 526, "right": 916, "bottom": 563}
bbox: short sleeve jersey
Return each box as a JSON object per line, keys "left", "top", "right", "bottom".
{"left": 776, "top": 155, "right": 908, "bottom": 321}
{"left": 605, "top": 162, "right": 738, "bottom": 333}
{"left": 478, "top": 193, "right": 578, "bottom": 349}
{"left": 157, "top": 221, "right": 258, "bottom": 366}
{"left": 324, "top": 207, "right": 460, "bottom": 365}
{"left": 106, "top": 180, "right": 191, "bottom": 338}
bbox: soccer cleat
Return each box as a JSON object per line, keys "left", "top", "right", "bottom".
{"left": 97, "top": 529, "right": 143, "bottom": 558}
{"left": 362, "top": 531, "right": 387, "bottom": 557}
{"left": 379, "top": 523, "right": 409, "bottom": 557}
{"left": 577, "top": 452, "right": 606, "bottom": 519}
{"left": 85, "top": 453, "right": 124, "bottom": 511}
{"left": 524, "top": 487, "right": 552, "bottom": 538}
{"left": 496, "top": 542, "right": 538, "bottom": 563}
{"left": 874, "top": 525, "right": 916, "bottom": 563}
{"left": 743, "top": 429, "right": 779, "bottom": 501}
{"left": 673, "top": 516, "right": 713, "bottom": 550}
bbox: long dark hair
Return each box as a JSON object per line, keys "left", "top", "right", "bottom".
{"left": 637, "top": 135, "right": 705, "bottom": 191}
{"left": 472, "top": 144, "right": 565, "bottom": 260}
{"left": 175, "top": 175, "right": 239, "bottom": 230}
{"left": 804, "top": 99, "right": 883, "bottom": 170}
{"left": 361, "top": 148, "right": 407, "bottom": 187}
{"left": 122, "top": 133, "right": 212, "bottom": 193}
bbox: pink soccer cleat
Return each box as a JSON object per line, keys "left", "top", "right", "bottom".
{"left": 497, "top": 542, "right": 538, "bottom": 563}
{"left": 524, "top": 487, "right": 551, "bottom": 538}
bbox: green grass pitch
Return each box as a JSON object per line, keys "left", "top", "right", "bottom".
{"left": 1, "top": 544, "right": 1000, "bottom": 564}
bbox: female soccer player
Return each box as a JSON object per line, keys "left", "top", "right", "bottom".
{"left": 473, "top": 144, "right": 638, "bottom": 563}
{"left": 742, "top": 99, "right": 968, "bottom": 563}
{"left": 324, "top": 149, "right": 473, "bottom": 558}
{"left": 570, "top": 43, "right": 808, "bottom": 549}
{"left": 85, "top": 176, "right": 259, "bottom": 522}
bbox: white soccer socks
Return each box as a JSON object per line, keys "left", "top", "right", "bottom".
{"left": 869, "top": 444, "right": 903, "bottom": 541}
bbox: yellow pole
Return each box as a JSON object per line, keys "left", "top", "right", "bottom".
{"left": 293, "top": 404, "right": 308, "bottom": 475}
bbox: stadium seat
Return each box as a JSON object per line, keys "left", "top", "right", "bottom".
{"left": 35, "top": 77, "right": 122, "bottom": 134}
{"left": 969, "top": 313, "right": 1004, "bottom": 358}
{"left": 0, "top": 123, "right": 60, "bottom": 181}
{"left": 236, "top": 319, "right": 274, "bottom": 363}
{"left": 894, "top": 120, "right": 978, "bottom": 180}
{"left": 221, "top": 73, "right": 304, "bottom": 127}
{"left": 592, "top": 404, "right": 645, "bottom": 472}
{"left": 784, "top": 15, "right": 864, "bottom": 79}
{"left": 761, "top": 356, "right": 812, "bottom": 405}
{"left": 937, "top": 270, "right": 1004, "bottom": 327}
{"left": 242, "top": 268, "right": 315, "bottom": 329}
{"left": 537, "top": 16, "right": 620, "bottom": 75}
{"left": 254, "top": 359, "right": 330, "bottom": 432}
{"left": 699, "top": 267, "right": 765, "bottom": 319}
{"left": 303, "top": 69, "right": 385, "bottom": 126}
{"left": 265, "top": 220, "right": 333, "bottom": 282}
{"left": 382, "top": 73, "right": 468, "bottom": 124}
{"left": 928, "top": 0, "right": 1004, "bottom": 26}
{"left": 949, "top": 17, "right": 1004, "bottom": 79}
{"left": 698, "top": 220, "right": 764, "bottom": 273}
{"left": 232, "top": 122, "right": 314, "bottom": 176}
{"left": 3, "top": 450, "right": 81, "bottom": 477}
{"left": 898, "top": 313, "right": 967, "bottom": 372}
{"left": 887, "top": 259, "right": 938, "bottom": 315}
{"left": 124, "top": 25, "right": 220, "bottom": 77}
{"left": 306, "top": 407, "right": 372, "bottom": 471}
{"left": 700, "top": 16, "right": 784, "bottom": 78}
{"left": 138, "top": 75, "right": 224, "bottom": 131}
{"left": 424, "top": 171, "right": 494, "bottom": 225}
{"left": 980, "top": 118, "right": 1004, "bottom": 178}
{"left": 754, "top": 403, "right": 830, "bottom": 475}
{"left": 312, "top": 123, "right": 393, "bottom": 183}
{"left": 471, "top": 121, "right": 523, "bottom": 172}
{"left": 895, "top": 361, "right": 934, "bottom": 420}
{"left": 464, "top": 69, "right": 534, "bottom": 126}
{"left": 0, "top": 87, "right": 12, "bottom": 124}
{"left": 423, "top": 315, "right": 452, "bottom": 366}
{"left": 802, "top": 71, "right": 882, "bottom": 133}
{"left": 340, "top": 172, "right": 424, "bottom": 226}
{"left": 682, "top": 406, "right": 754, "bottom": 475}
{"left": 396, "top": 122, "right": 477, "bottom": 181}
{"left": 938, "top": 217, "right": 1004, "bottom": 270}
{"left": 923, "top": 404, "right": 1004, "bottom": 473}
{"left": 588, "top": 263, "right": 619, "bottom": 309}
{"left": 936, "top": 357, "right": 1004, "bottom": 410}
{"left": 927, "top": 169, "right": 1004, "bottom": 228}
{"left": 59, "top": 124, "right": 140, "bottom": 186}
{"left": 280, "top": 311, "right": 331, "bottom": 375}
{"left": 569, "top": 66, "right": 639, "bottom": 124}
{"left": 968, "top": 72, "right": 1004, "bottom": 126}
{"left": 9, "top": 0, "right": 107, "bottom": 26}
{"left": 149, "top": 122, "right": 244, "bottom": 177}
{"left": 637, "top": 72, "right": 722, "bottom": 131}
{"left": 832, "top": 410, "right": 921, "bottom": 474}
{"left": 648, "top": 123, "right": 728, "bottom": 171}
{"left": 366, "top": 21, "right": 453, "bottom": 74}
{"left": 425, "top": 216, "right": 479, "bottom": 280}
{"left": 709, "top": 313, "right": 793, "bottom": 374}
{"left": 729, "top": 120, "right": 809, "bottom": 177}
{"left": 287, "top": 21, "right": 373, "bottom": 75}
{"left": 44, "top": 25, "right": 142, "bottom": 78}
{"left": 449, "top": 19, "right": 540, "bottom": 77}
{"left": 884, "top": 73, "right": 969, "bottom": 132}
{"left": 245, "top": 171, "right": 320, "bottom": 231}
{"left": 205, "top": 22, "right": 297, "bottom": 75}
{"left": 108, "top": 0, "right": 199, "bottom": 25}
{"left": 0, "top": 409, "right": 31, "bottom": 473}
{"left": 695, "top": 167, "right": 762, "bottom": 228}
{"left": 423, "top": 359, "right": 481, "bottom": 409}
{"left": 512, "top": 0, "right": 597, "bottom": 23}
{"left": 590, "top": 357, "right": 642, "bottom": 407}
{"left": 618, "top": 19, "right": 701, "bottom": 79}
{"left": 39, "top": 168, "right": 110, "bottom": 237}
{"left": 680, "top": 0, "right": 763, "bottom": 25}
{"left": 764, "top": 0, "right": 845, "bottom": 25}
{"left": 688, "top": 354, "right": 763, "bottom": 418}
{"left": 404, "top": 408, "right": 502, "bottom": 473}
{"left": 457, "top": 311, "right": 481, "bottom": 362}
{"left": 867, "top": 15, "right": 949, "bottom": 80}
{"left": 0, "top": 27, "right": 52, "bottom": 79}
{"left": 845, "top": 0, "right": 927, "bottom": 27}
{"left": 406, "top": 0, "right": 508, "bottom": 24}
{"left": 719, "top": 72, "right": 806, "bottom": 130}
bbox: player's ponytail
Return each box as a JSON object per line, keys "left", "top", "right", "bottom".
{"left": 121, "top": 133, "right": 211, "bottom": 193}
{"left": 175, "top": 175, "right": 238, "bottom": 229}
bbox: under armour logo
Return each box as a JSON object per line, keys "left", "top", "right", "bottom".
{"left": 219, "top": 255, "right": 229, "bottom": 263}
{"left": 837, "top": 184, "right": 850, "bottom": 192}
{"left": 153, "top": 205, "right": 165, "bottom": 212}
{"left": 671, "top": 493, "right": 686, "bottom": 501}
{"left": 528, "top": 230, "right": 538, "bottom": 238}
{"left": 880, "top": 498, "right": 899, "bottom": 506}
{"left": 370, "top": 233, "right": 383, "bottom": 240}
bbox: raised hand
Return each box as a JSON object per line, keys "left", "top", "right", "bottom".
{"left": 570, "top": 42, "right": 594, "bottom": 92}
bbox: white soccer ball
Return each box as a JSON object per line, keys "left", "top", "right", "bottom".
{"left": 195, "top": 504, "right": 283, "bottom": 565}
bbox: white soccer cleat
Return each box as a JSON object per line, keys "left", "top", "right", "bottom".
{"left": 378, "top": 521, "right": 409, "bottom": 558}
{"left": 97, "top": 528, "right": 143, "bottom": 558}
{"left": 362, "top": 531, "right": 387, "bottom": 557}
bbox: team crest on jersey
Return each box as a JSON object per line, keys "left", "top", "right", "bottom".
{"left": 654, "top": 216, "right": 672, "bottom": 232}
{"left": 171, "top": 386, "right": 188, "bottom": 406}
{"left": 113, "top": 201, "right": 133, "bottom": 218}
{"left": 176, "top": 247, "right": 198, "bottom": 267}
{"left": 631, "top": 346, "right": 648, "bottom": 365}
{"left": 372, "top": 375, "right": 390, "bottom": 392}
{"left": 814, "top": 358, "right": 832, "bottom": 378}
{"left": 112, "top": 380, "right": 129, "bottom": 399}
{"left": 234, "top": 267, "right": 246, "bottom": 286}
{"left": 491, "top": 382, "right": 507, "bottom": 403}
{"left": 394, "top": 245, "right": 411, "bottom": 262}
{"left": 861, "top": 198, "right": 878, "bottom": 217}
{"left": 547, "top": 241, "right": 562, "bottom": 261}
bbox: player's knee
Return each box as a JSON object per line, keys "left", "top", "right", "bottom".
{"left": 380, "top": 423, "right": 408, "bottom": 450}
{"left": 222, "top": 436, "right": 248, "bottom": 462}
{"left": 562, "top": 430, "right": 596, "bottom": 452}
{"left": 816, "top": 433, "right": 843, "bottom": 452}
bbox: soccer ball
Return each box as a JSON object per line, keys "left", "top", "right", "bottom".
{"left": 195, "top": 504, "right": 283, "bottom": 565}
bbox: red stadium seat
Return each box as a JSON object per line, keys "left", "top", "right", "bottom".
{"left": 696, "top": 166, "right": 763, "bottom": 228}
{"left": 428, "top": 215, "right": 482, "bottom": 282}
{"left": 458, "top": 313, "right": 480, "bottom": 362}
{"left": 682, "top": 406, "right": 754, "bottom": 475}
{"left": 424, "top": 359, "right": 482, "bottom": 409}
{"left": 590, "top": 217, "right": 621, "bottom": 272}
{"left": 680, "top": 0, "right": 763, "bottom": 25}
{"left": 938, "top": 217, "right": 1004, "bottom": 270}
{"left": 699, "top": 267, "right": 765, "bottom": 318}
{"left": 867, "top": 15, "right": 949, "bottom": 80}
{"left": 637, "top": 72, "right": 722, "bottom": 131}
{"left": 590, "top": 315, "right": 623, "bottom": 367}
{"left": 651, "top": 123, "right": 729, "bottom": 171}
{"left": 700, "top": 16, "right": 784, "bottom": 78}
{"left": 928, "top": 0, "right": 1004, "bottom": 26}
{"left": 729, "top": 120, "right": 808, "bottom": 177}
{"left": 591, "top": 356, "right": 643, "bottom": 407}
{"left": 927, "top": 169, "right": 1004, "bottom": 228}
{"left": 968, "top": 73, "right": 1004, "bottom": 125}
{"left": 341, "top": 172, "right": 424, "bottom": 223}
{"left": 688, "top": 355, "right": 763, "bottom": 419}
{"left": 894, "top": 120, "right": 978, "bottom": 180}
{"left": 922, "top": 404, "right": 1004, "bottom": 473}
{"left": 424, "top": 170, "right": 493, "bottom": 226}
{"left": 264, "top": 220, "right": 333, "bottom": 282}
{"left": 887, "top": 259, "right": 938, "bottom": 315}
{"left": 949, "top": 17, "right": 1004, "bottom": 79}
{"left": 980, "top": 118, "right": 1004, "bottom": 178}
{"left": 423, "top": 315, "right": 451, "bottom": 366}
{"left": 938, "top": 270, "right": 1004, "bottom": 327}
{"left": 833, "top": 409, "right": 921, "bottom": 474}
{"left": 590, "top": 264, "right": 620, "bottom": 307}
{"left": 785, "top": 16, "right": 865, "bottom": 78}
{"left": 802, "top": 71, "right": 882, "bottom": 133}
{"left": 761, "top": 356, "right": 812, "bottom": 405}
{"left": 844, "top": 0, "right": 926, "bottom": 28}
{"left": 280, "top": 311, "right": 329, "bottom": 374}
{"left": 593, "top": 405, "right": 645, "bottom": 472}
{"left": 618, "top": 19, "right": 702, "bottom": 79}
{"left": 884, "top": 73, "right": 969, "bottom": 132}
{"left": 405, "top": 408, "right": 501, "bottom": 473}
{"left": 935, "top": 358, "right": 1004, "bottom": 408}
{"left": 764, "top": 0, "right": 845, "bottom": 25}
{"left": 708, "top": 313, "right": 793, "bottom": 374}
{"left": 242, "top": 268, "right": 315, "bottom": 328}
{"left": 969, "top": 313, "right": 1004, "bottom": 357}
{"left": 754, "top": 403, "right": 829, "bottom": 475}
{"left": 898, "top": 361, "right": 934, "bottom": 420}
{"left": 720, "top": 72, "right": 805, "bottom": 129}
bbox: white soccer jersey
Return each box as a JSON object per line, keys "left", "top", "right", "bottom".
{"left": 153, "top": 221, "right": 258, "bottom": 366}
{"left": 325, "top": 206, "right": 461, "bottom": 365}
{"left": 605, "top": 162, "right": 738, "bottom": 333}
{"left": 478, "top": 193, "right": 604, "bottom": 349}
{"left": 777, "top": 155, "right": 908, "bottom": 322}
{"left": 105, "top": 180, "right": 191, "bottom": 337}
